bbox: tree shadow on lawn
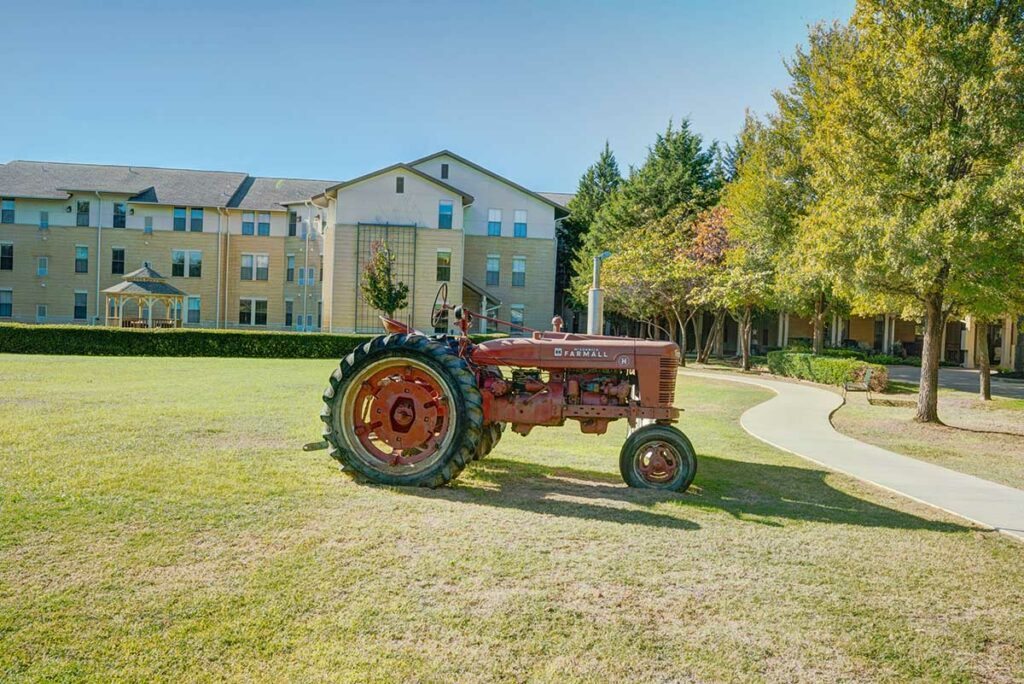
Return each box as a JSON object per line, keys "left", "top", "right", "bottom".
{"left": 399, "top": 454, "right": 968, "bottom": 534}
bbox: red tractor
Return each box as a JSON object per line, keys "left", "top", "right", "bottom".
{"left": 320, "top": 285, "right": 696, "bottom": 492}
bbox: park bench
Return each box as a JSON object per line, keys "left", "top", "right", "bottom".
{"left": 843, "top": 368, "right": 874, "bottom": 401}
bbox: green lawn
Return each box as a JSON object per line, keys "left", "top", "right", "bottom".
{"left": 2, "top": 355, "right": 1023, "bottom": 683}
{"left": 833, "top": 386, "right": 1024, "bottom": 491}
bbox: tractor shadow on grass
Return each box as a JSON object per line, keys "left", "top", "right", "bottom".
{"left": 403, "top": 455, "right": 969, "bottom": 534}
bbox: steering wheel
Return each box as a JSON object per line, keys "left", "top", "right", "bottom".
{"left": 430, "top": 282, "right": 449, "bottom": 329}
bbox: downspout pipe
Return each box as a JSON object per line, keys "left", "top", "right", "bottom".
{"left": 216, "top": 207, "right": 227, "bottom": 328}
{"left": 94, "top": 191, "right": 103, "bottom": 325}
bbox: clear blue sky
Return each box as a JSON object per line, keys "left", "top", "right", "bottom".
{"left": 1, "top": 0, "right": 854, "bottom": 192}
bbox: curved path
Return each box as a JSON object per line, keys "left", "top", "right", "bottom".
{"left": 682, "top": 369, "right": 1024, "bottom": 542}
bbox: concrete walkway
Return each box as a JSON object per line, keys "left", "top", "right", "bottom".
{"left": 682, "top": 369, "right": 1024, "bottom": 542}
{"left": 887, "top": 365, "right": 1024, "bottom": 400}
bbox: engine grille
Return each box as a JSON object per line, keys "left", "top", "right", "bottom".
{"left": 659, "top": 356, "right": 678, "bottom": 406}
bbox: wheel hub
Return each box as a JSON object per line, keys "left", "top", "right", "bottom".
{"left": 635, "top": 440, "right": 680, "bottom": 484}
{"left": 345, "top": 362, "right": 451, "bottom": 468}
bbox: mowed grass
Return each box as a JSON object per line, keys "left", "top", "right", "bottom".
{"left": 1, "top": 355, "right": 1023, "bottom": 683}
{"left": 833, "top": 387, "right": 1024, "bottom": 491}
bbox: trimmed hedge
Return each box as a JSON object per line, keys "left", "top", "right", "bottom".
{"left": 767, "top": 351, "right": 888, "bottom": 392}
{"left": 0, "top": 323, "right": 507, "bottom": 359}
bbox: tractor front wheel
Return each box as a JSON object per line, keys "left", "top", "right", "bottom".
{"left": 321, "top": 334, "right": 483, "bottom": 488}
{"left": 619, "top": 424, "right": 697, "bottom": 492}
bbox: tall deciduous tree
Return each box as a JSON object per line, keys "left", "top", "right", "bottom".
{"left": 360, "top": 241, "right": 409, "bottom": 318}
{"left": 806, "top": 1, "right": 1024, "bottom": 422}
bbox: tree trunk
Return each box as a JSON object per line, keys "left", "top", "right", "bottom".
{"left": 977, "top": 321, "right": 992, "bottom": 401}
{"left": 915, "top": 293, "right": 944, "bottom": 423}
{"left": 698, "top": 311, "right": 723, "bottom": 364}
{"left": 812, "top": 293, "right": 826, "bottom": 355}
{"left": 1015, "top": 315, "right": 1023, "bottom": 374}
{"left": 672, "top": 309, "right": 687, "bottom": 368}
{"left": 740, "top": 306, "right": 752, "bottom": 371}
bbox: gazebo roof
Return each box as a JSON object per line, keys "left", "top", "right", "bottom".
{"left": 102, "top": 266, "right": 186, "bottom": 296}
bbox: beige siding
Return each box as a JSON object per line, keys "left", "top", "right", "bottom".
{"left": 464, "top": 235, "right": 556, "bottom": 331}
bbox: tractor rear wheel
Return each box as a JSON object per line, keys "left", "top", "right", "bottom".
{"left": 321, "top": 334, "right": 483, "bottom": 488}
{"left": 619, "top": 424, "right": 697, "bottom": 492}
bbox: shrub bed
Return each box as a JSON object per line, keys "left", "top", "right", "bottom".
{"left": 767, "top": 350, "right": 887, "bottom": 392}
{"left": 0, "top": 323, "right": 506, "bottom": 359}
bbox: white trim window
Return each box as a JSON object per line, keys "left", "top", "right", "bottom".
{"left": 285, "top": 299, "right": 294, "bottom": 328}
{"left": 172, "top": 250, "right": 201, "bottom": 277}
{"left": 0, "top": 289, "right": 11, "bottom": 318}
{"left": 438, "top": 200, "right": 454, "bottom": 229}
{"left": 511, "top": 256, "right": 526, "bottom": 287}
{"left": 73, "top": 291, "right": 87, "bottom": 320}
{"left": 36, "top": 304, "right": 46, "bottom": 322}
{"left": 513, "top": 210, "right": 527, "bottom": 238}
{"left": 436, "top": 249, "right": 451, "bottom": 282}
{"left": 487, "top": 209, "right": 502, "bottom": 236}
{"left": 187, "top": 296, "right": 201, "bottom": 324}
{"left": 257, "top": 212, "right": 271, "bottom": 236}
{"left": 238, "top": 297, "right": 268, "bottom": 326}
{"left": 240, "top": 253, "right": 269, "bottom": 281}
{"left": 486, "top": 254, "right": 500, "bottom": 287}
{"left": 0, "top": 242, "right": 13, "bottom": 271}
{"left": 509, "top": 304, "right": 525, "bottom": 334}
{"left": 75, "top": 245, "right": 88, "bottom": 273}
{"left": 242, "top": 212, "right": 255, "bottom": 235}
{"left": 36, "top": 256, "right": 48, "bottom": 276}
{"left": 1, "top": 198, "right": 14, "bottom": 224}
{"left": 286, "top": 254, "right": 295, "bottom": 282}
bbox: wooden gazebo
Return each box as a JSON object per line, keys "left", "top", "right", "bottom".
{"left": 103, "top": 266, "right": 186, "bottom": 328}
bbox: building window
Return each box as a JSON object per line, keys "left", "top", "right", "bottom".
{"left": 488, "top": 209, "right": 502, "bottom": 236}
{"left": 317, "top": 301, "right": 322, "bottom": 329}
{"left": 76, "top": 201, "right": 90, "bottom": 227}
{"left": 190, "top": 208, "right": 203, "bottom": 232}
{"left": 39, "top": 211, "right": 49, "bottom": 229}
{"left": 242, "top": 212, "right": 255, "bottom": 235}
{"left": 510, "top": 305, "right": 524, "bottom": 329}
{"left": 0, "top": 289, "right": 11, "bottom": 317}
{"left": 0, "top": 243, "right": 12, "bottom": 270}
{"left": 441, "top": 163, "right": 449, "bottom": 179}
{"left": 396, "top": 176, "right": 404, "bottom": 194}
{"left": 240, "top": 254, "right": 253, "bottom": 280}
{"left": 113, "top": 202, "right": 126, "bottom": 228}
{"left": 144, "top": 216, "right": 153, "bottom": 234}
{"left": 74, "top": 291, "right": 87, "bottom": 320}
{"left": 189, "top": 250, "right": 202, "bottom": 278}
{"left": 512, "top": 256, "right": 526, "bottom": 287}
{"left": 37, "top": 256, "right": 47, "bottom": 276}
{"left": 172, "top": 250, "right": 186, "bottom": 277}
{"left": 486, "top": 254, "right": 500, "bottom": 287}
{"left": 438, "top": 200, "right": 453, "bottom": 229}
{"left": 298, "top": 264, "right": 306, "bottom": 286}
{"left": 1, "top": 198, "right": 13, "bottom": 224}
{"left": 257, "top": 212, "right": 270, "bottom": 236}
{"left": 319, "top": 255, "right": 323, "bottom": 281}
{"left": 513, "top": 210, "right": 527, "bottom": 238}
{"left": 286, "top": 255, "right": 295, "bottom": 282}
{"left": 36, "top": 304, "right": 46, "bottom": 322}
{"left": 111, "top": 248, "right": 125, "bottom": 275}
{"left": 298, "top": 266, "right": 313, "bottom": 285}
{"left": 288, "top": 211, "right": 297, "bottom": 237}
{"left": 239, "top": 298, "right": 267, "bottom": 326}
{"left": 285, "top": 300, "right": 294, "bottom": 328}
{"left": 306, "top": 313, "right": 313, "bottom": 330}
{"left": 173, "top": 207, "right": 187, "bottom": 231}
{"left": 436, "top": 250, "right": 451, "bottom": 282}
{"left": 241, "top": 254, "right": 268, "bottom": 280}
{"left": 75, "top": 245, "right": 88, "bottom": 273}
{"left": 187, "top": 296, "right": 200, "bottom": 324}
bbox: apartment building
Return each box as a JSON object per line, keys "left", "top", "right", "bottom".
{"left": 0, "top": 152, "right": 568, "bottom": 334}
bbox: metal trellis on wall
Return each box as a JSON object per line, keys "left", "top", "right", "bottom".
{"left": 354, "top": 223, "right": 418, "bottom": 333}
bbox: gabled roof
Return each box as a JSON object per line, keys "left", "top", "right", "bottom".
{"left": 315, "top": 163, "right": 474, "bottom": 205}
{"left": 0, "top": 161, "right": 248, "bottom": 207}
{"left": 538, "top": 192, "right": 573, "bottom": 210}
{"left": 408, "top": 150, "right": 570, "bottom": 218}
{"left": 228, "top": 176, "right": 338, "bottom": 211}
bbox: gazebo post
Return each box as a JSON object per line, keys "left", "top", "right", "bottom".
{"left": 147, "top": 298, "right": 154, "bottom": 328}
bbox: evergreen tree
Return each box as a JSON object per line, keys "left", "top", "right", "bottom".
{"left": 556, "top": 142, "right": 622, "bottom": 310}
